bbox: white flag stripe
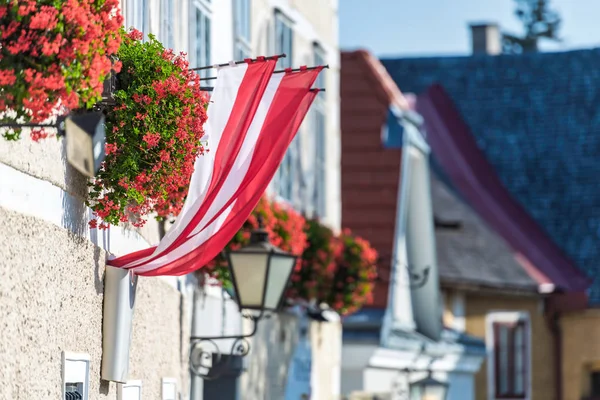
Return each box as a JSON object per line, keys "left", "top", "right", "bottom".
{"left": 131, "top": 201, "right": 237, "bottom": 274}
{"left": 122, "top": 64, "right": 249, "bottom": 269}
{"left": 189, "top": 73, "right": 284, "bottom": 237}
{"left": 129, "top": 72, "right": 284, "bottom": 273}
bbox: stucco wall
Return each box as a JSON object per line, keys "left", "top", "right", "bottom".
{"left": 560, "top": 309, "right": 600, "bottom": 400}
{"left": 0, "top": 207, "right": 188, "bottom": 399}
{"left": 464, "top": 292, "right": 554, "bottom": 400}
{"left": 241, "top": 312, "right": 301, "bottom": 400}
{"left": 238, "top": 313, "right": 342, "bottom": 400}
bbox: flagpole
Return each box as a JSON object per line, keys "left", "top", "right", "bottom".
{"left": 198, "top": 64, "right": 330, "bottom": 81}
{"left": 190, "top": 54, "right": 287, "bottom": 71}
{"left": 200, "top": 87, "right": 326, "bottom": 93}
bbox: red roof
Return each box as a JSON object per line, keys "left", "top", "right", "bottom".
{"left": 340, "top": 50, "right": 412, "bottom": 308}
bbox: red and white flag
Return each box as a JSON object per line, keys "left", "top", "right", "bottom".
{"left": 108, "top": 57, "right": 321, "bottom": 276}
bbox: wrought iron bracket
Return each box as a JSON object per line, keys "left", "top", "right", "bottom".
{"left": 189, "top": 311, "right": 263, "bottom": 380}
{"left": 408, "top": 265, "right": 430, "bottom": 289}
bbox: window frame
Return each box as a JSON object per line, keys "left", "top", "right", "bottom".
{"left": 160, "top": 0, "right": 175, "bottom": 50}
{"left": 233, "top": 0, "right": 252, "bottom": 59}
{"left": 190, "top": 0, "right": 212, "bottom": 78}
{"left": 273, "top": 9, "right": 296, "bottom": 203}
{"left": 486, "top": 312, "right": 531, "bottom": 400}
{"left": 274, "top": 9, "right": 293, "bottom": 69}
{"left": 161, "top": 378, "right": 177, "bottom": 400}
{"left": 118, "top": 380, "right": 143, "bottom": 400}
{"left": 62, "top": 351, "right": 91, "bottom": 400}
{"left": 125, "top": 0, "right": 149, "bottom": 37}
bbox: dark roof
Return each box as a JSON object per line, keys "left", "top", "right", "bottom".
{"left": 432, "top": 174, "right": 539, "bottom": 291}
{"left": 381, "top": 50, "right": 598, "bottom": 299}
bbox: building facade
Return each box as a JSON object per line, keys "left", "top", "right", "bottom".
{"left": 339, "top": 50, "right": 485, "bottom": 400}
{"left": 380, "top": 22, "right": 600, "bottom": 400}
{"left": 0, "top": 1, "right": 341, "bottom": 399}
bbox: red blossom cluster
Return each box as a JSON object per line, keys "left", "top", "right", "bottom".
{"left": 206, "top": 197, "right": 309, "bottom": 285}
{"left": 206, "top": 197, "right": 378, "bottom": 316}
{"left": 88, "top": 29, "right": 209, "bottom": 228}
{"left": 288, "top": 223, "right": 378, "bottom": 315}
{"left": 0, "top": 0, "right": 122, "bottom": 140}
{"left": 326, "top": 229, "right": 378, "bottom": 315}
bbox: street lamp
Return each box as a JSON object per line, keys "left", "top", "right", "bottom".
{"left": 0, "top": 111, "right": 106, "bottom": 178}
{"left": 409, "top": 372, "right": 449, "bottom": 400}
{"left": 189, "top": 215, "right": 299, "bottom": 379}
{"left": 228, "top": 215, "right": 298, "bottom": 311}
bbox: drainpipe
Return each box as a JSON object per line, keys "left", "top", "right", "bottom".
{"left": 546, "top": 300, "right": 562, "bottom": 400}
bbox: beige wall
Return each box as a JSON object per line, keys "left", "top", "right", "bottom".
{"left": 462, "top": 291, "right": 555, "bottom": 400}
{"left": 0, "top": 207, "right": 188, "bottom": 399}
{"left": 240, "top": 313, "right": 342, "bottom": 400}
{"left": 0, "top": 129, "right": 190, "bottom": 399}
{"left": 560, "top": 309, "right": 600, "bottom": 400}
{"left": 251, "top": 0, "right": 342, "bottom": 231}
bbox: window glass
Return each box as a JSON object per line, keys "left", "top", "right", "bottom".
{"left": 493, "top": 321, "right": 528, "bottom": 398}
{"left": 161, "top": 0, "right": 175, "bottom": 49}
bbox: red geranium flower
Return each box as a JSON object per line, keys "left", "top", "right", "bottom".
{"left": 0, "top": 0, "right": 123, "bottom": 141}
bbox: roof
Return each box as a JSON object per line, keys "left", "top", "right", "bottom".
{"left": 340, "top": 50, "right": 411, "bottom": 308}
{"left": 432, "top": 173, "right": 539, "bottom": 292}
{"left": 381, "top": 50, "right": 596, "bottom": 299}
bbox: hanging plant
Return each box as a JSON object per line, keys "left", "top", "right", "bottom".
{"left": 88, "top": 29, "right": 209, "bottom": 229}
{"left": 206, "top": 197, "right": 308, "bottom": 290}
{"left": 287, "top": 218, "right": 342, "bottom": 303}
{"left": 326, "top": 230, "right": 378, "bottom": 315}
{"left": 0, "top": 0, "right": 123, "bottom": 140}
{"left": 206, "top": 198, "right": 378, "bottom": 315}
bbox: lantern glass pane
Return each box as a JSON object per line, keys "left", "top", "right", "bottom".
{"left": 263, "top": 254, "right": 296, "bottom": 310}
{"left": 229, "top": 252, "right": 269, "bottom": 308}
{"left": 423, "top": 384, "right": 447, "bottom": 400}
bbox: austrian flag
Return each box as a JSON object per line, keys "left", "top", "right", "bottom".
{"left": 108, "top": 57, "right": 322, "bottom": 276}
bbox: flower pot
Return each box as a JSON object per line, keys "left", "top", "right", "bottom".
{"left": 101, "top": 265, "right": 137, "bottom": 383}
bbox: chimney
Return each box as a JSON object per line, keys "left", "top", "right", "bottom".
{"left": 469, "top": 23, "right": 502, "bottom": 55}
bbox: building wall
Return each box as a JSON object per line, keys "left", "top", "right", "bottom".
{"left": 237, "top": 312, "right": 342, "bottom": 400}
{"left": 310, "top": 320, "right": 343, "bottom": 400}
{"left": 340, "top": 51, "right": 402, "bottom": 307}
{"left": 0, "top": 137, "right": 191, "bottom": 399}
{"left": 560, "top": 309, "right": 600, "bottom": 400}
{"left": 252, "top": 0, "right": 342, "bottom": 231}
{"left": 463, "top": 291, "right": 554, "bottom": 400}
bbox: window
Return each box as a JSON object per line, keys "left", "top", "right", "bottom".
{"left": 276, "top": 136, "right": 299, "bottom": 202}
{"left": 126, "top": 0, "right": 148, "bottom": 37}
{"left": 488, "top": 315, "right": 529, "bottom": 399}
{"left": 313, "top": 109, "right": 326, "bottom": 217}
{"left": 160, "top": 0, "right": 175, "bottom": 49}
{"left": 590, "top": 372, "right": 600, "bottom": 399}
{"left": 233, "top": 0, "right": 251, "bottom": 59}
{"left": 118, "top": 381, "right": 142, "bottom": 400}
{"left": 191, "top": 1, "right": 211, "bottom": 78}
{"left": 62, "top": 352, "right": 90, "bottom": 400}
{"left": 312, "top": 43, "right": 326, "bottom": 217}
{"left": 161, "top": 378, "right": 177, "bottom": 400}
{"left": 273, "top": 10, "right": 295, "bottom": 201}
{"left": 274, "top": 11, "right": 293, "bottom": 69}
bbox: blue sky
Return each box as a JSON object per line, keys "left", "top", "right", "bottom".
{"left": 339, "top": 0, "right": 600, "bottom": 57}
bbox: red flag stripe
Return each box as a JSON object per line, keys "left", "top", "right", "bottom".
{"left": 108, "top": 60, "right": 276, "bottom": 268}
{"left": 137, "top": 74, "right": 319, "bottom": 276}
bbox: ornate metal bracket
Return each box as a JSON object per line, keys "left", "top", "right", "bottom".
{"left": 407, "top": 265, "right": 430, "bottom": 289}
{"left": 189, "top": 311, "right": 262, "bottom": 380}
